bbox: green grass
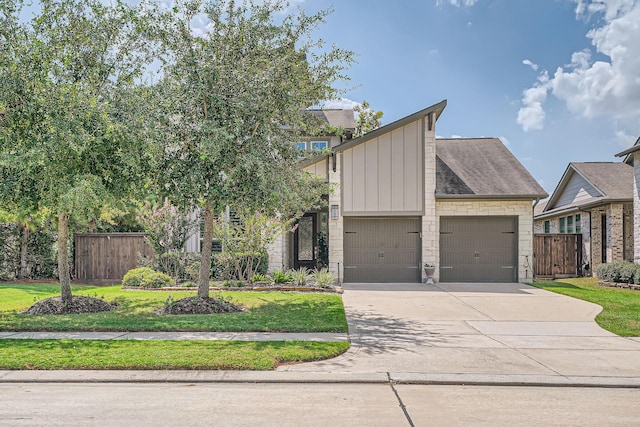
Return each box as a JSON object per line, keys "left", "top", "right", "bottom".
{"left": 0, "top": 284, "right": 347, "bottom": 333}
{"left": 532, "top": 277, "right": 640, "bottom": 336}
{"left": 0, "top": 339, "right": 350, "bottom": 370}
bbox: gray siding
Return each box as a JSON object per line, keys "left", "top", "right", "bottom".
{"left": 553, "top": 172, "right": 601, "bottom": 209}
{"left": 342, "top": 119, "right": 423, "bottom": 215}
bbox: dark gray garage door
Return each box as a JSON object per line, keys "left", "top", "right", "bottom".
{"left": 440, "top": 216, "right": 517, "bottom": 282}
{"left": 344, "top": 218, "right": 421, "bottom": 283}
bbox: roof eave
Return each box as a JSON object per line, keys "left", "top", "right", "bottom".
{"left": 534, "top": 197, "right": 631, "bottom": 219}
{"left": 436, "top": 193, "right": 548, "bottom": 200}
{"left": 334, "top": 99, "right": 447, "bottom": 153}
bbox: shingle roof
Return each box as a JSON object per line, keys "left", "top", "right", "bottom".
{"left": 307, "top": 109, "right": 355, "bottom": 130}
{"left": 568, "top": 162, "right": 632, "bottom": 200}
{"left": 435, "top": 138, "right": 547, "bottom": 198}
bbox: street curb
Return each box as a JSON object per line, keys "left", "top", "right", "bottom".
{"left": 2, "top": 370, "right": 640, "bottom": 388}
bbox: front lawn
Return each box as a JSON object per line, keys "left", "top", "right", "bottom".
{"left": 0, "top": 339, "right": 349, "bottom": 370}
{"left": 532, "top": 277, "right": 640, "bottom": 336}
{"left": 0, "top": 284, "right": 347, "bottom": 333}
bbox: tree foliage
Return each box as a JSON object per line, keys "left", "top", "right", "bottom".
{"left": 149, "top": 0, "right": 354, "bottom": 297}
{"left": 354, "top": 100, "right": 383, "bottom": 138}
{"left": 0, "top": 0, "right": 154, "bottom": 302}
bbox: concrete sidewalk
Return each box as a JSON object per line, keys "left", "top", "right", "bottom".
{"left": 0, "top": 331, "right": 347, "bottom": 342}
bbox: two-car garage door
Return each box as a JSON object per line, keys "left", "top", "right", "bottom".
{"left": 343, "top": 216, "right": 518, "bottom": 283}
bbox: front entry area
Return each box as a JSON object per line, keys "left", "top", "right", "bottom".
{"left": 439, "top": 216, "right": 518, "bottom": 282}
{"left": 343, "top": 217, "right": 421, "bottom": 283}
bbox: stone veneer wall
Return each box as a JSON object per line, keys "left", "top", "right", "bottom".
{"left": 422, "top": 116, "right": 438, "bottom": 282}
{"left": 267, "top": 233, "right": 285, "bottom": 273}
{"left": 590, "top": 203, "right": 630, "bottom": 270}
{"left": 436, "top": 200, "right": 535, "bottom": 283}
{"left": 328, "top": 154, "right": 343, "bottom": 282}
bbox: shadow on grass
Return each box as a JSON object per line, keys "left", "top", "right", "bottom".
{"left": 533, "top": 280, "right": 581, "bottom": 290}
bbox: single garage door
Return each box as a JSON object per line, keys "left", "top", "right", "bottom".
{"left": 440, "top": 216, "right": 517, "bottom": 282}
{"left": 344, "top": 217, "right": 421, "bottom": 283}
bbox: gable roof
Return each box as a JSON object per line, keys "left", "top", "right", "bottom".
{"left": 435, "top": 138, "right": 547, "bottom": 199}
{"left": 334, "top": 99, "right": 447, "bottom": 153}
{"left": 615, "top": 136, "right": 640, "bottom": 161}
{"left": 307, "top": 109, "right": 355, "bottom": 130}
{"left": 537, "top": 162, "right": 632, "bottom": 217}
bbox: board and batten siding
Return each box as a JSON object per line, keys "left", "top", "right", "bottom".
{"left": 302, "top": 158, "right": 328, "bottom": 181}
{"left": 553, "top": 172, "right": 600, "bottom": 209}
{"left": 342, "top": 119, "right": 424, "bottom": 215}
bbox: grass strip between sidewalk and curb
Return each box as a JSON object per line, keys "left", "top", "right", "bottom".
{"left": 532, "top": 277, "right": 640, "bottom": 336}
{"left": 0, "top": 339, "right": 350, "bottom": 370}
{"left": 0, "top": 284, "right": 347, "bottom": 333}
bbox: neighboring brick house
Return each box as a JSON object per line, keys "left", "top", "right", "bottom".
{"left": 533, "top": 162, "right": 634, "bottom": 274}
{"left": 616, "top": 136, "right": 640, "bottom": 264}
{"left": 279, "top": 99, "right": 547, "bottom": 283}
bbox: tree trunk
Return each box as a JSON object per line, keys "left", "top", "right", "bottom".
{"left": 19, "top": 224, "right": 29, "bottom": 278}
{"left": 197, "top": 202, "right": 214, "bottom": 298}
{"left": 57, "top": 212, "right": 73, "bottom": 304}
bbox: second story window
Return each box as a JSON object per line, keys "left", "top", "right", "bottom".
{"left": 296, "top": 139, "right": 330, "bottom": 151}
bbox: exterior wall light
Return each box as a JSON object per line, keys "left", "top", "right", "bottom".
{"left": 330, "top": 204, "right": 339, "bottom": 220}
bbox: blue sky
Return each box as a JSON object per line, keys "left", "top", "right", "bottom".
{"left": 294, "top": 0, "right": 640, "bottom": 195}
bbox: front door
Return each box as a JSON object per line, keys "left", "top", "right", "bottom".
{"left": 294, "top": 213, "right": 317, "bottom": 270}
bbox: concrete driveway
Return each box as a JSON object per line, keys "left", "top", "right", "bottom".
{"left": 279, "top": 282, "right": 640, "bottom": 381}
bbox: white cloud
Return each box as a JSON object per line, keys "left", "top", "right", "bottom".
{"left": 436, "top": 0, "right": 478, "bottom": 7}
{"left": 518, "top": 0, "right": 640, "bottom": 131}
{"left": 522, "top": 59, "right": 539, "bottom": 71}
{"left": 517, "top": 71, "right": 549, "bottom": 131}
{"left": 323, "top": 98, "right": 360, "bottom": 110}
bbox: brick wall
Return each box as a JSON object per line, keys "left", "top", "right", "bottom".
{"left": 436, "top": 200, "right": 535, "bottom": 283}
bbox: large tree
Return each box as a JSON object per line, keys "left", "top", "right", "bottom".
{"left": 150, "top": 0, "right": 354, "bottom": 298}
{"left": 0, "top": 0, "right": 154, "bottom": 304}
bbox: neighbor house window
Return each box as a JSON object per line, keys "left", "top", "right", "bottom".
{"left": 295, "top": 142, "right": 307, "bottom": 150}
{"left": 544, "top": 220, "right": 550, "bottom": 233}
{"left": 310, "top": 140, "right": 328, "bottom": 150}
{"left": 559, "top": 217, "right": 566, "bottom": 233}
{"left": 575, "top": 214, "right": 582, "bottom": 233}
{"left": 567, "top": 216, "right": 574, "bottom": 233}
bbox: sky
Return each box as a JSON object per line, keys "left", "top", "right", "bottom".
{"left": 287, "top": 0, "right": 640, "bottom": 196}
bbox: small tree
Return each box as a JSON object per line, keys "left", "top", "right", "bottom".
{"left": 149, "top": 0, "right": 353, "bottom": 299}
{"left": 136, "top": 199, "right": 200, "bottom": 279}
{"left": 354, "top": 100, "right": 384, "bottom": 138}
{"left": 212, "top": 210, "right": 294, "bottom": 281}
{"left": 0, "top": 0, "right": 155, "bottom": 304}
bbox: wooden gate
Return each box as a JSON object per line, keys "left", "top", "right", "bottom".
{"left": 534, "top": 234, "right": 582, "bottom": 279}
{"left": 74, "top": 233, "right": 154, "bottom": 284}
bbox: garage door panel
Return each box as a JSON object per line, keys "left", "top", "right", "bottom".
{"left": 440, "top": 216, "right": 517, "bottom": 283}
{"left": 344, "top": 218, "right": 421, "bottom": 283}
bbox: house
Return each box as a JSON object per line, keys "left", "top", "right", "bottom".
{"left": 615, "top": 136, "right": 640, "bottom": 264}
{"left": 533, "top": 162, "right": 634, "bottom": 274}
{"left": 269, "top": 99, "right": 547, "bottom": 283}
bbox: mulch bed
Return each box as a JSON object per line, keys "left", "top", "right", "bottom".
{"left": 599, "top": 281, "right": 640, "bottom": 291}
{"left": 21, "top": 296, "right": 118, "bottom": 315}
{"left": 159, "top": 296, "right": 246, "bottom": 315}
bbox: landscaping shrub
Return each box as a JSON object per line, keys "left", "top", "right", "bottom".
{"left": 620, "top": 262, "right": 637, "bottom": 284}
{"left": 122, "top": 267, "right": 175, "bottom": 288}
{"left": 271, "top": 269, "right": 292, "bottom": 284}
{"left": 216, "top": 251, "right": 268, "bottom": 281}
{"left": 311, "top": 268, "right": 337, "bottom": 288}
{"left": 250, "top": 273, "right": 269, "bottom": 283}
{"left": 596, "top": 262, "right": 639, "bottom": 283}
{"left": 289, "top": 267, "right": 310, "bottom": 286}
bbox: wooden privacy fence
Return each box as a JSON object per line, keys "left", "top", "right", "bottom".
{"left": 74, "top": 233, "right": 154, "bottom": 284}
{"left": 534, "top": 234, "right": 583, "bottom": 279}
